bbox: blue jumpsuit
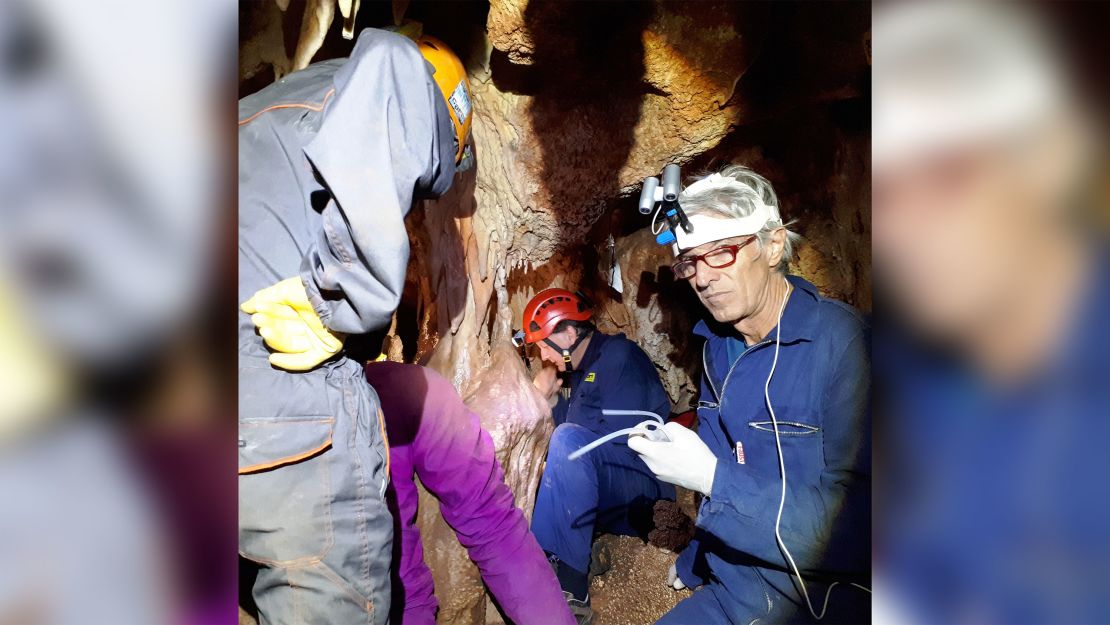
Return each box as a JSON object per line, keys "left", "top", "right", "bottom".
{"left": 238, "top": 29, "right": 456, "bottom": 625}
{"left": 660, "top": 276, "right": 871, "bottom": 624}
{"left": 878, "top": 252, "right": 1110, "bottom": 624}
{"left": 531, "top": 332, "right": 675, "bottom": 596}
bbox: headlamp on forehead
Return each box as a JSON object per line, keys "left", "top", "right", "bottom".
{"left": 669, "top": 173, "right": 777, "bottom": 256}
{"left": 639, "top": 164, "right": 694, "bottom": 247}
{"left": 671, "top": 205, "right": 774, "bottom": 256}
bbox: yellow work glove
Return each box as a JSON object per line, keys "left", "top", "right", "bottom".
{"left": 0, "top": 271, "right": 67, "bottom": 442}
{"left": 240, "top": 277, "right": 345, "bottom": 371}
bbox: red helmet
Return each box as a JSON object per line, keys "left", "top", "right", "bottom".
{"left": 522, "top": 288, "right": 593, "bottom": 344}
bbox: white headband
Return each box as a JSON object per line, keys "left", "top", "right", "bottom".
{"left": 671, "top": 174, "right": 777, "bottom": 255}
{"left": 872, "top": 2, "right": 1067, "bottom": 166}
{"left": 682, "top": 173, "right": 743, "bottom": 196}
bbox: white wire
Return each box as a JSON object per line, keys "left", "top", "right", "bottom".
{"left": 650, "top": 201, "right": 666, "bottom": 235}
{"left": 766, "top": 278, "right": 870, "bottom": 620}
{"left": 567, "top": 410, "right": 667, "bottom": 461}
{"left": 600, "top": 409, "right": 666, "bottom": 424}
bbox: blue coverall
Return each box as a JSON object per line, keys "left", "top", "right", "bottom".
{"left": 660, "top": 275, "right": 871, "bottom": 624}
{"left": 238, "top": 29, "right": 456, "bottom": 625}
{"left": 879, "top": 251, "right": 1110, "bottom": 624}
{"left": 531, "top": 332, "right": 675, "bottom": 597}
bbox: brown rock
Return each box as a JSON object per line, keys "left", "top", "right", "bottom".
{"left": 239, "top": 1, "right": 292, "bottom": 84}
{"left": 647, "top": 499, "right": 695, "bottom": 554}
{"left": 592, "top": 227, "right": 701, "bottom": 405}
{"left": 238, "top": 2, "right": 871, "bottom": 623}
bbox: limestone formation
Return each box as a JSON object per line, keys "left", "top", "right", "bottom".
{"left": 238, "top": 2, "right": 870, "bottom": 623}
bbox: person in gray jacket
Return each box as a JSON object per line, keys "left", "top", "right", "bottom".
{"left": 237, "top": 28, "right": 472, "bottom": 625}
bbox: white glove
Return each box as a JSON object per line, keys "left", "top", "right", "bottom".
{"left": 628, "top": 421, "right": 718, "bottom": 497}
{"left": 667, "top": 563, "right": 686, "bottom": 590}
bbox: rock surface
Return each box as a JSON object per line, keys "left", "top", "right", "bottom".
{"left": 238, "top": 2, "right": 871, "bottom": 624}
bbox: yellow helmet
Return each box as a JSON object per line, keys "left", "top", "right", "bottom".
{"left": 416, "top": 35, "right": 472, "bottom": 164}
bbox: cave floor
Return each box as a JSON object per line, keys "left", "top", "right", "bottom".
{"left": 588, "top": 534, "right": 693, "bottom": 625}
{"left": 239, "top": 534, "right": 692, "bottom": 625}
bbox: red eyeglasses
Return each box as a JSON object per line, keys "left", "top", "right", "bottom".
{"left": 670, "top": 236, "right": 757, "bottom": 279}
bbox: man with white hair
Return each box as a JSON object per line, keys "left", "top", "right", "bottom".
{"left": 874, "top": 2, "right": 1110, "bottom": 622}
{"left": 628, "top": 165, "right": 871, "bottom": 623}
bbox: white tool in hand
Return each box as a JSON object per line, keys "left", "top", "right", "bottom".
{"left": 567, "top": 409, "right": 670, "bottom": 461}
{"left": 628, "top": 421, "right": 718, "bottom": 496}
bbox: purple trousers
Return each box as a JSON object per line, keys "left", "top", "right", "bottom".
{"left": 366, "top": 362, "right": 574, "bottom": 625}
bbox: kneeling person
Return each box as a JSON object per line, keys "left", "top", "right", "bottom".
{"left": 523, "top": 289, "right": 675, "bottom": 624}
{"left": 629, "top": 166, "right": 870, "bottom": 624}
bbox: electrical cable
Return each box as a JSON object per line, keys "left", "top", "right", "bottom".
{"left": 567, "top": 410, "right": 668, "bottom": 461}
{"left": 651, "top": 201, "right": 666, "bottom": 236}
{"left": 766, "top": 278, "right": 871, "bottom": 620}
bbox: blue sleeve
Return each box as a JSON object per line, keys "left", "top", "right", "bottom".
{"left": 695, "top": 329, "right": 871, "bottom": 576}
{"left": 570, "top": 340, "right": 671, "bottom": 432}
{"left": 551, "top": 394, "right": 568, "bottom": 427}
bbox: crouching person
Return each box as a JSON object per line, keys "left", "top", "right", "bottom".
{"left": 629, "top": 166, "right": 871, "bottom": 624}
{"left": 365, "top": 361, "right": 574, "bottom": 625}
{"left": 522, "top": 289, "right": 676, "bottom": 625}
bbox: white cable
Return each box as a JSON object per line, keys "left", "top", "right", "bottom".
{"left": 766, "top": 278, "right": 870, "bottom": 620}
{"left": 567, "top": 410, "right": 668, "bottom": 461}
{"left": 650, "top": 201, "right": 666, "bottom": 236}
{"left": 600, "top": 409, "right": 666, "bottom": 424}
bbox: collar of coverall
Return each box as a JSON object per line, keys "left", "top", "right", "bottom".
{"left": 692, "top": 274, "right": 820, "bottom": 346}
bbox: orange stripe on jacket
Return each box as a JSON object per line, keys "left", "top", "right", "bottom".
{"left": 238, "top": 439, "right": 332, "bottom": 474}
{"left": 238, "top": 88, "right": 336, "bottom": 127}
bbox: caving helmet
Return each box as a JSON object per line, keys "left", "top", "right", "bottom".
{"left": 416, "top": 35, "right": 473, "bottom": 164}
{"left": 522, "top": 289, "right": 594, "bottom": 369}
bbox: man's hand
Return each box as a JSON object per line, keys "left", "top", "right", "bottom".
{"left": 532, "top": 365, "right": 563, "bottom": 407}
{"left": 667, "top": 563, "right": 687, "bottom": 591}
{"left": 241, "top": 277, "right": 345, "bottom": 371}
{"left": 628, "top": 421, "right": 718, "bottom": 496}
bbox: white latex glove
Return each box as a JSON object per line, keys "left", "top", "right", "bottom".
{"left": 667, "top": 563, "right": 686, "bottom": 591}
{"left": 628, "top": 421, "right": 718, "bottom": 496}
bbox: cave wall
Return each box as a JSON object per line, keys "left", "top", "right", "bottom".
{"left": 403, "top": 0, "right": 871, "bottom": 406}
{"left": 239, "top": 2, "right": 870, "bottom": 623}
{"left": 239, "top": 0, "right": 870, "bottom": 399}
